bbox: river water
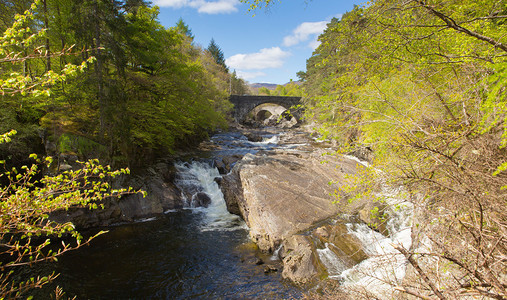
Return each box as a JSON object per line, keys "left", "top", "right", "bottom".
{"left": 28, "top": 129, "right": 413, "bottom": 299}
{"left": 44, "top": 130, "right": 303, "bottom": 299}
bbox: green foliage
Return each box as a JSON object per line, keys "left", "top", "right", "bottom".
{"left": 0, "top": 0, "right": 232, "bottom": 166}
{"left": 298, "top": 0, "right": 507, "bottom": 297}
{"left": 0, "top": 134, "right": 140, "bottom": 298}
{"left": 175, "top": 17, "right": 194, "bottom": 40}
{"left": 207, "top": 38, "right": 228, "bottom": 72}
{"left": 58, "top": 133, "right": 107, "bottom": 158}
{"left": 0, "top": 130, "right": 17, "bottom": 145}
{"left": 239, "top": 0, "right": 278, "bottom": 12}
{"left": 258, "top": 86, "right": 271, "bottom": 96}
{"left": 255, "top": 82, "right": 303, "bottom": 96}
{"left": 0, "top": 0, "right": 94, "bottom": 97}
{"left": 0, "top": 4, "right": 148, "bottom": 297}
{"left": 230, "top": 70, "right": 250, "bottom": 95}
{"left": 247, "top": 0, "right": 507, "bottom": 297}
{"left": 0, "top": 107, "right": 44, "bottom": 165}
{"left": 481, "top": 62, "right": 507, "bottom": 145}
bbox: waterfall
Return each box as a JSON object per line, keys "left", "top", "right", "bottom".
{"left": 316, "top": 243, "right": 348, "bottom": 278}
{"left": 336, "top": 187, "right": 414, "bottom": 297}
{"left": 174, "top": 161, "right": 246, "bottom": 232}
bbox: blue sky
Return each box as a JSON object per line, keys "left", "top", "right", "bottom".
{"left": 153, "top": 0, "right": 364, "bottom": 84}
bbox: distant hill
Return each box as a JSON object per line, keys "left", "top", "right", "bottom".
{"left": 249, "top": 83, "right": 278, "bottom": 90}
{"left": 248, "top": 81, "right": 301, "bottom": 94}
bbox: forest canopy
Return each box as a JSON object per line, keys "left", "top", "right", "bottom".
{"left": 244, "top": 0, "right": 507, "bottom": 298}
{"left": 301, "top": 0, "right": 507, "bottom": 298}
{"left": 0, "top": 0, "right": 240, "bottom": 168}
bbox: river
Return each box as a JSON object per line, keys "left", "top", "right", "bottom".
{"left": 43, "top": 130, "right": 303, "bottom": 299}
{"left": 26, "top": 127, "right": 414, "bottom": 299}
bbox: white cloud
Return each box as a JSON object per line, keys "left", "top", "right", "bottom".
{"left": 226, "top": 47, "right": 290, "bottom": 70}
{"left": 282, "top": 21, "right": 328, "bottom": 47}
{"left": 154, "top": 0, "right": 239, "bottom": 14}
{"left": 236, "top": 71, "right": 266, "bottom": 80}
{"left": 154, "top": 0, "right": 188, "bottom": 8}
{"left": 196, "top": 0, "right": 238, "bottom": 13}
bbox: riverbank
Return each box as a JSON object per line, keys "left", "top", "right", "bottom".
{"left": 215, "top": 126, "right": 413, "bottom": 296}
{"left": 45, "top": 125, "right": 413, "bottom": 298}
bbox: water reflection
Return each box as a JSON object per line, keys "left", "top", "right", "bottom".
{"left": 52, "top": 211, "right": 300, "bottom": 299}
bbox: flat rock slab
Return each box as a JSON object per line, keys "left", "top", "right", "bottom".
{"left": 222, "top": 149, "right": 361, "bottom": 252}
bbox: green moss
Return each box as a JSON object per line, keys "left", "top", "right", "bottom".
{"left": 58, "top": 133, "right": 107, "bottom": 159}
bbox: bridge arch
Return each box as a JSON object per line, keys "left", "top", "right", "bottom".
{"left": 229, "top": 95, "right": 302, "bottom": 123}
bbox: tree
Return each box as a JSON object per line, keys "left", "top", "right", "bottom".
{"left": 296, "top": 70, "right": 306, "bottom": 82}
{"left": 258, "top": 86, "right": 271, "bottom": 96}
{"left": 0, "top": 3, "right": 142, "bottom": 298}
{"left": 244, "top": 0, "right": 507, "bottom": 298}
{"left": 207, "top": 38, "right": 228, "bottom": 72}
{"left": 230, "top": 70, "right": 249, "bottom": 95}
{"left": 175, "top": 17, "right": 193, "bottom": 40}
{"left": 22, "top": 0, "right": 233, "bottom": 167}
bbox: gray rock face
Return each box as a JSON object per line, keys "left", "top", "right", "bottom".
{"left": 50, "top": 162, "right": 183, "bottom": 228}
{"left": 194, "top": 192, "right": 211, "bottom": 208}
{"left": 280, "top": 235, "right": 324, "bottom": 285}
{"left": 222, "top": 150, "right": 360, "bottom": 253}
{"left": 214, "top": 155, "right": 243, "bottom": 175}
{"left": 218, "top": 135, "right": 376, "bottom": 285}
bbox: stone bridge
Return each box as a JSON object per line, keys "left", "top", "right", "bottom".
{"left": 229, "top": 95, "right": 302, "bottom": 123}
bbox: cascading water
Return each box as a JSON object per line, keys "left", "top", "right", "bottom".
{"left": 316, "top": 183, "right": 414, "bottom": 297}
{"left": 173, "top": 161, "right": 246, "bottom": 231}
{"left": 35, "top": 128, "right": 415, "bottom": 299}
{"left": 316, "top": 243, "right": 348, "bottom": 278}
{"left": 36, "top": 131, "right": 301, "bottom": 299}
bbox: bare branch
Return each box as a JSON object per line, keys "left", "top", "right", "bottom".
{"left": 413, "top": 0, "right": 507, "bottom": 53}
{"left": 395, "top": 286, "right": 434, "bottom": 299}
{"left": 393, "top": 244, "right": 446, "bottom": 300}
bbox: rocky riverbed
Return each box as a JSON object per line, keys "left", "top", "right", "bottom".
{"left": 214, "top": 126, "right": 391, "bottom": 286}
{"left": 49, "top": 125, "right": 413, "bottom": 297}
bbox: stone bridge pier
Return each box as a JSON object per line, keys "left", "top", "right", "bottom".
{"left": 229, "top": 95, "right": 303, "bottom": 123}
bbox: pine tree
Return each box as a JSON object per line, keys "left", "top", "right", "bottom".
{"left": 175, "top": 17, "right": 193, "bottom": 40}
{"left": 207, "top": 38, "right": 228, "bottom": 72}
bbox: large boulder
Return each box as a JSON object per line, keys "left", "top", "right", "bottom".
{"left": 280, "top": 235, "right": 325, "bottom": 285}
{"left": 221, "top": 149, "right": 360, "bottom": 253}
{"left": 214, "top": 154, "right": 244, "bottom": 175}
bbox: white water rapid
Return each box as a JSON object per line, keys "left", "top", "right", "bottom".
{"left": 176, "top": 133, "right": 415, "bottom": 298}
{"left": 174, "top": 161, "right": 246, "bottom": 232}
{"left": 317, "top": 184, "right": 414, "bottom": 298}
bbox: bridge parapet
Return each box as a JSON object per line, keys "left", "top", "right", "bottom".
{"left": 229, "top": 95, "right": 302, "bottom": 123}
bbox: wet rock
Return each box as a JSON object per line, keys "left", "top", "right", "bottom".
{"left": 50, "top": 162, "right": 184, "bottom": 228}
{"left": 194, "top": 192, "right": 211, "bottom": 208}
{"left": 263, "top": 115, "right": 278, "bottom": 127}
{"left": 214, "top": 176, "right": 222, "bottom": 185}
{"left": 358, "top": 201, "right": 389, "bottom": 236}
{"left": 218, "top": 144, "right": 370, "bottom": 285}
{"left": 314, "top": 226, "right": 329, "bottom": 239}
{"left": 214, "top": 155, "right": 244, "bottom": 175}
{"left": 314, "top": 223, "right": 368, "bottom": 267}
{"left": 214, "top": 159, "right": 227, "bottom": 174}
{"left": 222, "top": 155, "right": 243, "bottom": 173}
{"left": 280, "top": 235, "right": 324, "bottom": 285}
{"left": 221, "top": 168, "right": 244, "bottom": 216}
{"left": 255, "top": 258, "right": 265, "bottom": 265}
{"left": 277, "top": 116, "right": 297, "bottom": 129}
{"left": 245, "top": 133, "right": 263, "bottom": 142}
{"left": 264, "top": 265, "right": 278, "bottom": 273}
